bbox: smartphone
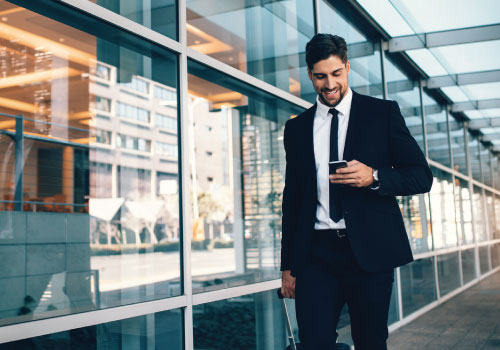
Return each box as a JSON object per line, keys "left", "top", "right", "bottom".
{"left": 329, "top": 160, "right": 348, "bottom": 174}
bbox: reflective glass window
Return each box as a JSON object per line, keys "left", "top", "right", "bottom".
{"left": 398, "top": 194, "right": 431, "bottom": 254}
{"left": 479, "top": 245, "right": 490, "bottom": 274}
{"left": 89, "top": 0, "right": 177, "bottom": 40}
{"left": 186, "top": 1, "right": 315, "bottom": 101}
{"left": 473, "top": 186, "right": 487, "bottom": 242}
{"left": 193, "top": 290, "right": 297, "bottom": 350}
{"left": 449, "top": 121, "right": 467, "bottom": 176}
{"left": 400, "top": 257, "right": 437, "bottom": 317}
{"left": 187, "top": 60, "right": 304, "bottom": 293}
{"left": 385, "top": 59, "right": 424, "bottom": 151}
{"left": 461, "top": 248, "right": 476, "bottom": 284}
{"left": 468, "top": 138, "right": 481, "bottom": 182}
{"left": 0, "top": 309, "right": 183, "bottom": 349}
{"left": 423, "top": 93, "right": 451, "bottom": 168}
{"left": 480, "top": 144, "right": 492, "bottom": 187}
{"left": 437, "top": 252, "right": 461, "bottom": 297}
{"left": 486, "top": 192, "right": 496, "bottom": 240}
{"left": 492, "top": 156, "right": 500, "bottom": 190}
{"left": 319, "top": 1, "right": 383, "bottom": 100}
{"left": 0, "top": 3, "right": 180, "bottom": 326}
{"left": 491, "top": 243, "right": 500, "bottom": 268}
{"left": 495, "top": 195, "right": 500, "bottom": 240}
{"left": 428, "top": 167, "right": 457, "bottom": 250}
{"left": 454, "top": 177, "right": 473, "bottom": 244}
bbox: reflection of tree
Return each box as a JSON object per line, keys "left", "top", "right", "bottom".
{"left": 197, "top": 191, "right": 224, "bottom": 220}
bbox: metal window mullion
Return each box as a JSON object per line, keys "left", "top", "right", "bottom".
{"left": 177, "top": 0, "right": 194, "bottom": 349}
{"left": 313, "top": 0, "right": 321, "bottom": 34}
{"left": 14, "top": 115, "right": 24, "bottom": 211}
{"left": 396, "top": 267, "right": 404, "bottom": 321}
{"left": 380, "top": 40, "right": 389, "bottom": 100}
{"left": 419, "top": 79, "right": 429, "bottom": 158}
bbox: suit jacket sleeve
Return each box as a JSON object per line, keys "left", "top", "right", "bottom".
{"left": 280, "top": 120, "right": 299, "bottom": 271}
{"left": 377, "top": 101, "right": 433, "bottom": 196}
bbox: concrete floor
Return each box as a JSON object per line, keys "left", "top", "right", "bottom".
{"left": 388, "top": 270, "right": 500, "bottom": 350}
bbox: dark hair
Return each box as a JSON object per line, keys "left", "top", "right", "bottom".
{"left": 305, "top": 34, "right": 348, "bottom": 70}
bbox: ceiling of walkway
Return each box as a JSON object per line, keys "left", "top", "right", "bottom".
{"left": 355, "top": 0, "right": 500, "bottom": 152}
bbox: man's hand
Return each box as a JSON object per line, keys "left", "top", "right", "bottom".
{"left": 330, "top": 160, "right": 373, "bottom": 187}
{"left": 281, "top": 270, "right": 296, "bottom": 299}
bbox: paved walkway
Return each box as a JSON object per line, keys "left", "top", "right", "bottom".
{"left": 388, "top": 270, "right": 500, "bottom": 350}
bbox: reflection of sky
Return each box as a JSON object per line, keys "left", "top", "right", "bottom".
{"left": 319, "top": 0, "right": 366, "bottom": 43}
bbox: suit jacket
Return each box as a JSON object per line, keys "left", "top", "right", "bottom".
{"left": 280, "top": 91, "right": 433, "bottom": 276}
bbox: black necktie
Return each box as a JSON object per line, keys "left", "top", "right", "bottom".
{"left": 329, "top": 108, "right": 342, "bottom": 222}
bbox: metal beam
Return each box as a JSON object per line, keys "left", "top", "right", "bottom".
{"left": 451, "top": 99, "right": 500, "bottom": 113}
{"left": 388, "top": 24, "right": 500, "bottom": 52}
{"left": 427, "top": 70, "right": 500, "bottom": 89}
{"left": 469, "top": 117, "right": 500, "bottom": 129}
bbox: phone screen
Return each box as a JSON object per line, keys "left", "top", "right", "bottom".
{"left": 329, "top": 160, "right": 348, "bottom": 174}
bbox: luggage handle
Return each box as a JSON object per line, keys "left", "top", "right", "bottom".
{"left": 277, "top": 289, "right": 298, "bottom": 350}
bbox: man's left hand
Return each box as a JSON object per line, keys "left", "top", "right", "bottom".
{"left": 329, "top": 160, "right": 373, "bottom": 187}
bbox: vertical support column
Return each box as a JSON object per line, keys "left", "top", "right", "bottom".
{"left": 313, "top": 0, "right": 321, "bottom": 34}
{"left": 178, "top": 0, "right": 194, "bottom": 349}
{"left": 14, "top": 115, "right": 24, "bottom": 211}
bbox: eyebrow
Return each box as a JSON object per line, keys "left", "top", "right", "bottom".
{"left": 312, "top": 68, "right": 344, "bottom": 76}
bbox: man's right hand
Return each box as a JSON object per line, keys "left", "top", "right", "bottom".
{"left": 281, "top": 270, "right": 296, "bottom": 299}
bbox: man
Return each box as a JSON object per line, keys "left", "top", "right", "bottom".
{"left": 280, "top": 34, "right": 432, "bottom": 349}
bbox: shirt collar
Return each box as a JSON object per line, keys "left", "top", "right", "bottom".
{"left": 315, "top": 87, "right": 353, "bottom": 118}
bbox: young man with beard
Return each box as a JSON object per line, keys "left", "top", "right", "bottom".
{"left": 280, "top": 34, "right": 432, "bottom": 349}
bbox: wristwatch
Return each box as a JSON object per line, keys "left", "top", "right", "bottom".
{"left": 370, "top": 169, "right": 379, "bottom": 189}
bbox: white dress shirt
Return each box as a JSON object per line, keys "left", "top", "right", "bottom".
{"left": 313, "top": 88, "right": 353, "bottom": 230}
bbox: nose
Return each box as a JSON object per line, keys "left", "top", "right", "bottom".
{"left": 325, "top": 76, "right": 335, "bottom": 90}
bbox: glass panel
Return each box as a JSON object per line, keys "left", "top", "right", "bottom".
{"left": 187, "top": 60, "right": 304, "bottom": 293}
{"left": 388, "top": 272, "right": 400, "bottom": 325}
{"left": 431, "top": 40, "right": 500, "bottom": 75}
{"left": 462, "top": 82, "right": 500, "bottom": 101}
{"left": 473, "top": 186, "right": 487, "bottom": 242}
{"left": 469, "top": 138, "right": 481, "bottom": 182}
{"left": 481, "top": 145, "right": 492, "bottom": 187}
{"left": 424, "top": 93, "right": 451, "bottom": 168}
{"left": 0, "top": 309, "right": 183, "bottom": 349}
{"left": 385, "top": 59, "right": 424, "bottom": 151}
{"left": 486, "top": 192, "right": 495, "bottom": 240}
{"left": 455, "top": 178, "right": 473, "bottom": 245}
{"left": 449, "top": 121, "right": 467, "bottom": 176}
{"left": 186, "top": 0, "right": 315, "bottom": 101}
{"left": 89, "top": 0, "right": 177, "bottom": 40}
{"left": 491, "top": 243, "right": 500, "bottom": 268}
{"left": 193, "top": 290, "right": 296, "bottom": 350}
{"left": 436, "top": 252, "right": 461, "bottom": 297}
{"left": 428, "top": 167, "right": 457, "bottom": 249}
{"left": 461, "top": 248, "right": 476, "bottom": 284}
{"left": 400, "top": 257, "right": 437, "bottom": 317}
{"left": 406, "top": 49, "right": 447, "bottom": 77}
{"left": 479, "top": 245, "right": 490, "bottom": 274}
{"left": 319, "top": 1, "right": 383, "bottom": 99}
{"left": 496, "top": 195, "right": 500, "bottom": 240}
{"left": 0, "top": 3, "right": 180, "bottom": 326}
{"left": 493, "top": 157, "right": 500, "bottom": 191}
{"left": 356, "top": 0, "right": 414, "bottom": 36}
{"left": 398, "top": 194, "right": 431, "bottom": 254}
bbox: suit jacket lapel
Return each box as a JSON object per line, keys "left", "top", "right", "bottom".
{"left": 343, "top": 91, "right": 360, "bottom": 161}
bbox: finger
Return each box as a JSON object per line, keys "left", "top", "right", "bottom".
{"left": 347, "top": 160, "right": 358, "bottom": 166}
{"left": 335, "top": 165, "right": 358, "bottom": 174}
{"left": 332, "top": 178, "right": 360, "bottom": 185}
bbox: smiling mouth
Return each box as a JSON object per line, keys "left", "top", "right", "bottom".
{"left": 323, "top": 89, "right": 339, "bottom": 98}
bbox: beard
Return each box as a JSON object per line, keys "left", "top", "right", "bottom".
{"left": 318, "top": 86, "right": 346, "bottom": 108}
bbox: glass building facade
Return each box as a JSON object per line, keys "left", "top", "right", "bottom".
{"left": 0, "top": 0, "right": 499, "bottom": 348}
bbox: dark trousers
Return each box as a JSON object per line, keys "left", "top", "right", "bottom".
{"left": 295, "top": 229, "right": 394, "bottom": 350}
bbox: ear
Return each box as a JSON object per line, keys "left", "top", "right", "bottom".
{"left": 307, "top": 68, "right": 312, "bottom": 81}
{"left": 345, "top": 60, "right": 351, "bottom": 74}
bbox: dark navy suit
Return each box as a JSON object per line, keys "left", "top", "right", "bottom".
{"left": 280, "top": 91, "right": 432, "bottom": 349}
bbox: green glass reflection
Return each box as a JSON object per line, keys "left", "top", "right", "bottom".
{"left": 186, "top": 0, "right": 315, "bottom": 102}
{"left": 92, "top": 0, "right": 177, "bottom": 40}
